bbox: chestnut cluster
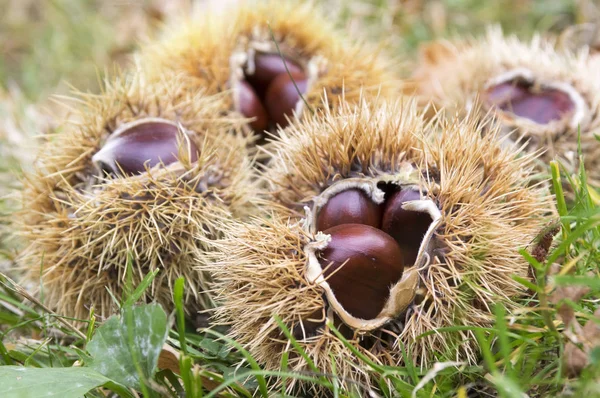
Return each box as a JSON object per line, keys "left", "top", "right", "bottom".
{"left": 238, "top": 53, "right": 307, "bottom": 133}
{"left": 484, "top": 77, "right": 576, "bottom": 125}
{"left": 92, "top": 119, "right": 199, "bottom": 177}
{"left": 315, "top": 186, "right": 432, "bottom": 321}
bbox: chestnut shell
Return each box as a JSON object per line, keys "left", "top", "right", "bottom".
{"left": 316, "top": 189, "right": 383, "bottom": 231}
{"left": 381, "top": 190, "right": 433, "bottom": 266}
{"left": 94, "top": 120, "right": 198, "bottom": 177}
{"left": 265, "top": 71, "right": 307, "bottom": 128}
{"left": 237, "top": 81, "right": 269, "bottom": 132}
{"left": 318, "top": 224, "right": 405, "bottom": 320}
{"left": 246, "top": 53, "right": 302, "bottom": 96}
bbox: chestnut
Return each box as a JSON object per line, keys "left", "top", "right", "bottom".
{"left": 484, "top": 79, "right": 575, "bottom": 125}
{"left": 316, "top": 189, "right": 383, "bottom": 232}
{"left": 381, "top": 189, "right": 433, "bottom": 265}
{"left": 318, "top": 224, "right": 405, "bottom": 320}
{"left": 246, "top": 53, "right": 302, "bottom": 95}
{"left": 92, "top": 119, "right": 198, "bottom": 177}
{"left": 237, "top": 81, "right": 269, "bottom": 132}
{"left": 264, "top": 71, "right": 307, "bottom": 128}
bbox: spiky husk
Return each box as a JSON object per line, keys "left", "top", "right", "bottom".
{"left": 206, "top": 99, "right": 550, "bottom": 393}
{"left": 139, "top": 0, "right": 400, "bottom": 129}
{"left": 558, "top": 22, "right": 600, "bottom": 56}
{"left": 410, "top": 28, "right": 600, "bottom": 188}
{"left": 17, "top": 70, "right": 258, "bottom": 321}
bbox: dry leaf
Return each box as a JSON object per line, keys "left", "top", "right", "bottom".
{"left": 550, "top": 284, "right": 591, "bottom": 327}
{"left": 564, "top": 308, "right": 600, "bottom": 376}
{"left": 157, "top": 344, "right": 221, "bottom": 391}
{"left": 157, "top": 344, "right": 181, "bottom": 374}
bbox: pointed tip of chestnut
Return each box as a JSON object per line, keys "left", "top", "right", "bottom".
{"left": 484, "top": 78, "right": 576, "bottom": 125}
{"left": 318, "top": 223, "right": 405, "bottom": 320}
{"left": 92, "top": 119, "right": 199, "bottom": 177}
{"left": 316, "top": 189, "right": 383, "bottom": 232}
{"left": 264, "top": 71, "right": 307, "bottom": 128}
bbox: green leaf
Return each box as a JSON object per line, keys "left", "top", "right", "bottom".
{"left": 87, "top": 303, "right": 169, "bottom": 390}
{"left": 173, "top": 277, "right": 187, "bottom": 355}
{"left": 0, "top": 366, "right": 132, "bottom": 398}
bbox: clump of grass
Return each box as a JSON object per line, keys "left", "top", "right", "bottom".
{"left": 319, "top": 0, "right": 589, "bottom": 72}
{"left": 0, "top": 0, "right": 187, "bottom": 101}
{"left": 0, "top": 264, "right": 251, "bottom": 397}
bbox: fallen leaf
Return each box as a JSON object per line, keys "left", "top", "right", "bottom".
{"left": 157, "top": 344, "right": 180, "bottom": 374}
{"left": 564, "top": 308, "right": 600, "bottom": 376}
{"left": 550, "top": 284, "right": 591, "bottom": 327}
{"left": 550, "top": 270, "right": 593, "bottom": 328}
{"left": 157, "top": 344, "right": 221, "bottom": 391}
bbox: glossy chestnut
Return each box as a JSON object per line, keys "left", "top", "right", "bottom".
{"left": 316, "top": 189, "right": 383, "bottom": 232}
{"left": 246, "top": 53, "right": 302, "bottom": 96}
{"left": 318, "top": 224, "right": 405, "bottom": 320}
{"left": 93, "top": 120, "right": 198, "bottom": 177}
{"left": 237, "top": 81, "right": 269, "bottom": 132}
{"left": 381, "top": 189, "right": 432, "bottom": 265}
{"left": 485, "top": 78, "right": 575, "bottom": 124}
{"left": 264, "top": 70, "right": 307, "bottom": 128}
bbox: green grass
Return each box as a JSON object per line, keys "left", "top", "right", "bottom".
{"left": 0, "top": 0, "right": 155, "bottom": 101}
{"left": 1, "top": 0, "right": 599, "bottom": 397}
{"left": 326, "top": 0, "right": 583, "bottom": 58}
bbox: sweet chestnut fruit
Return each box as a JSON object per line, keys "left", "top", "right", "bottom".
{"left": 93, "top": 120, "right": 198, "bottom": 177}
{"left": 381, "top": 189, "right": 432, "bottom": 265}
{"left": 264, "top": 70, "right": 307, "bottom": 128}
{"left": 318, "top": 224, "right": 405, "bottom": 320}
{"left": 316, "top": 189, "right": 383, "bottom": 231}
{"left": 246, "top": 53, "right": 302, "bottom": 96}
{"left": 237, "top": 81, "right": 269, "bottom": 132}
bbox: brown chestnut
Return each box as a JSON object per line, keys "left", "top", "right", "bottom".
{"left": 246, "top": 53, "right": 302, "bottom": 95}
{"left": 92, "top": 120, "right": 198, "bottom": 177}
{"left": 237, "top": 81, "right": 269, "bottom": 132}
{"left": 381, "top": 190, "right": 432, "bottom": 265}
{"left": 485, "top": 79, "right": 575, "bottom": 125}
{"left": 264, "top": 71, "right": 307, "bottom": 128}
{"left": 316, "top": 189, "right": 383, "bottom": 232}
{"left": 318, "top": 224, "right": 405, "bottom": 320}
